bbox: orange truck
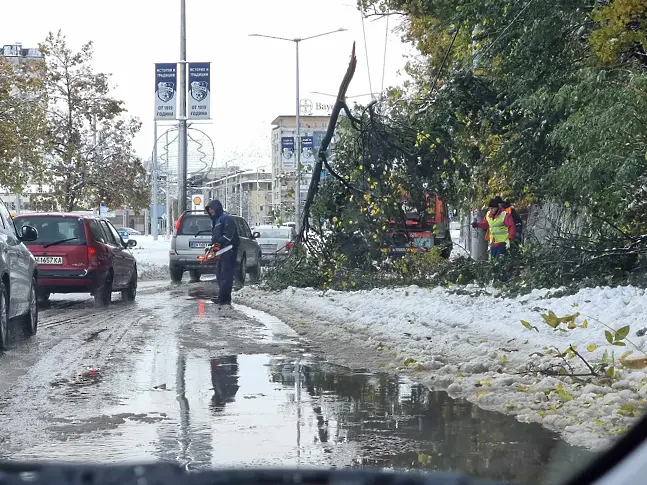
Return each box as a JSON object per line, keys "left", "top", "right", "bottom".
{"left": 381, "top": 193, "right": 453, "bottom": 258}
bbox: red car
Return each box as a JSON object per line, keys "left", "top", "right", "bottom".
{"left": 13, "top": 213, "right": 138, "bottom": 306}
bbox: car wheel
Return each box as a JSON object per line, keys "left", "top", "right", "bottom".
{"left": 94, "top": 272, "right": 113, "bottom": 307}
{"left": 238, "top": 255, "right": 247, "bottom": 286}
{"left": 0, "top": 280, "right": 8, "bottom": 351}
{"left": 121, "top": 268, "right": 137, "bottom": 302}
{"left": 21, "top": 276, "right": 38, "bottom": 336}
{"left": 249, "top": 254, "right": 262, "bottom": 283}
{"left": 37, "top": 290, "right": 50, "bottom": 303}
{"left": 170, "top": 267, "right": 183, "bottom": 283}
{"left": 188, "top": 270, "right": 201, "bottom": 282}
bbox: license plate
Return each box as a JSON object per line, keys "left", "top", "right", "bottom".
{"left": 261, "top": 244, "right": 276, "bottom": 249}
{"left": 35, "top": 256, "right": 63, "bottom": 265}
{"left": 190, "top": 242, "right": 210, "bottom": 248}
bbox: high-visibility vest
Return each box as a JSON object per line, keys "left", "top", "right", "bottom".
{"left": 486, "top": 210, "right": 509, "bottom": 244}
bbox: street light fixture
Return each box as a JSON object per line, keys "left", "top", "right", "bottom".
{"left": 249, "top": 27, "right": 347, "bottom": 233}
{"left": 310, "top": 90, "right": 380, "bottom": 100}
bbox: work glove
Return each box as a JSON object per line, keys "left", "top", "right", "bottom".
{"left": 506, "top": 240, "right": 511, "bottom": 249}
{"left": 203, "top": 244, "right": 221, "bottom": 263}
{"left": 471, "top": 222, "right": 478, "bottom": 229}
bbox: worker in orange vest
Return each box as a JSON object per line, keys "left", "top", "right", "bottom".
{"left": 501, "top": 199, "right": 523, "bottom": 245}
{"left": 472, "top": 198, "right": 516, "bottom": 258}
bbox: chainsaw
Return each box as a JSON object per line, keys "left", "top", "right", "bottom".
{"left": 202, "top": 244, "right": 219, "bottom": 264}
{"left": 200, "top": 244, "right": 234, "bottom": 264}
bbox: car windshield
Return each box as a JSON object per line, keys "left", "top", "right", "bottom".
{"left": 258, "top": 229, "right": 291, "bottom": 239}
{"left": 15, "top": 216, "right": 86, "bottom": 245}
{"left": 179, "top": 215, "right": 212, "bottom": 235}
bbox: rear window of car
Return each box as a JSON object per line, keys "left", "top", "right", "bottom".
{"left": 15, "top": 216, "right": 87, "bottom": 246}
{"left": 259, "top": 228, "right": 292, "bottom": 239}
{"left": 178, "top": 214, "right": 212, "bottom": 236}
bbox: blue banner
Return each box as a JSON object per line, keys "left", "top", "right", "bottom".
{"left": 188, "top": 62, "right": 211, "bottom": 120}
{"left": 281, "top": 136, "right": 295, "bottom": 171}
{"left": 300, "top": 136, "right": 315, "bottom": 168}
{"left": 155, "top": 63, "right": 177, "bottom": 120}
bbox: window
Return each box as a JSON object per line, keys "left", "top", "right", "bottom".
{"left": 178, "top": 215, "right": 212, "bottom": 236}
{"left": 88, "top": 219, "right": 105, "bottom": 243}
{"left": 14, "top": 216, "right": 85, "bottom": 245}
{"left": 241, "top": 220, "right": 253, "bottom": 238}
{"left": 234, "top": 218, "right": 252, "bottom": 238}
{"left": 258, "top": 228, "right": 291, "bottom": 239}
{"left": 100, "top": 220, "right": 119, "bottom": 246}
{"left": 106, "top": 222, "right": 125, "bottom": 246}
{"left": 0, "top": 202, "right": 6, "bottom": 229}
{"left": 0, "top": 202, "right": 12, "bottom": 234}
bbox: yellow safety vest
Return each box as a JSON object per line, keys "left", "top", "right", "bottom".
{"left": 486, "top": 210, "right": 509, "bottom": 245}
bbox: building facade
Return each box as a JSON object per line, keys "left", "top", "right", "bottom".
{"left": 270, "top": 115, "right": 330, "bottom": 222}
{"left": 206, "top": 170, "right": 273, "bottom": 228}
{"left": 1, "top": 43, "right": 43, "bottom": 64}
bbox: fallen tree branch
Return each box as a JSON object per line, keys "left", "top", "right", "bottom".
{"left": 297, "top": 42, "right": 358, "bottom": 243}
{"left": 568, "top": 344, "right": 600, "bottom": 376}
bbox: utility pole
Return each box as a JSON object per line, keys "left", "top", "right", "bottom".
{"left": 294, "top": 40, "right": 301, "bottom": 233}
{"left": 166, "top": 130, "right": 171, "bottom": 238}
{"left": 248, "top": 28, "right": 347, "bottom": 233}
{"left": 177, "top": 0, "right": 188, "bottom": 215}
{"left": 152, "top": 120, "right": 159, "bottom": 240}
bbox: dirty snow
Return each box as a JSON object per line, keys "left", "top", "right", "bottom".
{"left": 129, "top": 235, "right": 170, "bottom": 281}
{"left": 237, "top": 284, "right": 647, "bottom": 451}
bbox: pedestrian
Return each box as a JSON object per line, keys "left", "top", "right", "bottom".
{"left": 501, "top": 199, "right": 523, "bottom": 244}
{"left": 472, "top": 198, "right": 516, "bottom": 259}
{"left": 205, "top": 199, "right": 240, "bottom": 306}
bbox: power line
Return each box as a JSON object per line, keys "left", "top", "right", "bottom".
{"left": 371, "top": 0, "right": 538, "bottom": 109}
{"left": 360, "top": 10, "right": 374, "bottom": 100}
{"left": 380, "top": 14, "right": 390, "bottom": 95}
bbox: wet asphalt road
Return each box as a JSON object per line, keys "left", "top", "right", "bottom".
{"left": 0, "top": 279, "right": 593, "bottom": 484}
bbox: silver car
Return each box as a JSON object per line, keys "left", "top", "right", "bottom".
{"left": 0, "top": 199, "right": 40, "bottom": 350}
{"left": 253, "top": 225, "right": 295, "bottom": 264}
{"left": 169, "top": 210, "right": 262, "bottom": 284}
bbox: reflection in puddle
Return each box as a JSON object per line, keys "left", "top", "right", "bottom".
{"left": 210, "top": 356, "right": 240, "bottom": 412}
{"left": 21, "top": 349, "right": 591, "bottom": 484}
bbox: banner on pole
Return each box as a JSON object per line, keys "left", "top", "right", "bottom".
{"left": 300, "top": 136, "right": 315, "bottom": 169}
{"left": 281, "top": 136, "right": 295, "bottom": 171}
{"left": 155, "top": 63, "right": 177, "bottom": 120}
{"left": 188, "top": 62, "right": 211, "bottom": 119}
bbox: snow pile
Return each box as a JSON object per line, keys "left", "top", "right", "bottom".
{"left": 237, "top": 284, "right": 647, "bottom": 450}
{"left": 129, "top": 235, "right": 170, "bottom": 281}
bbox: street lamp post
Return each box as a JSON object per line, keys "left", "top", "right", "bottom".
{"left": 152, "top": 120, "right": 159, "bottom": 240}
{"left": 249, "top": 28, "right": 346, "bottom": 233}
{"left": 178, "top": 0, "right": 188, "bottom": 215}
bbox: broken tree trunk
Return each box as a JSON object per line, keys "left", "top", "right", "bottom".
{"left": 296, "top": 42, "right": 358, "bottom": 243}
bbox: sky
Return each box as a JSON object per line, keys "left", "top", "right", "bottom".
{"left": 3, "top": 0, "right": 414, "bottom": 172}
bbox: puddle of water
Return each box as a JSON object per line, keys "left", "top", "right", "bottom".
{"left": 15, "top": 347, "right": 593, "bottom": 484}
{"left": 4, "top": 294, "right": 594, "bottom": 484}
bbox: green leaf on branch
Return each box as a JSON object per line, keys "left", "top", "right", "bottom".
{"left": 615, "top": 326, "right": 630, "bottom": 341}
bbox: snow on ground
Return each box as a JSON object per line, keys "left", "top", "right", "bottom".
{"left": 236, "top": 283, "right": 647, "bottom": 451}
{"left": 128, "top": 235, "right": 170, "bottom": 281}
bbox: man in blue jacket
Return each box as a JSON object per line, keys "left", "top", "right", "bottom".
{"left": 205, "top": 199, "right": 240, "bottom": 306}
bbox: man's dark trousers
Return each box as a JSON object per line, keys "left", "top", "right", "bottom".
{"left": 216, "top": 249, "right": 236, "bottom": 304}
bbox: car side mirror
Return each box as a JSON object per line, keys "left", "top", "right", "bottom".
{"left": 127, "top": 239, "right": 137, "bottom": 248}
{"left": 20, "top": 225, "right": 38, "bottom": 242}
{"left": 252, "top": 231, "right": 261, "bottom": 239}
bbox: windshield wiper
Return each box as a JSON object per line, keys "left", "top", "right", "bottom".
{"left": 195, "top": 230, "right": 212, "bottom": 235}
{"left": 43, "top": 237, "right": 78, "bottom": 248}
